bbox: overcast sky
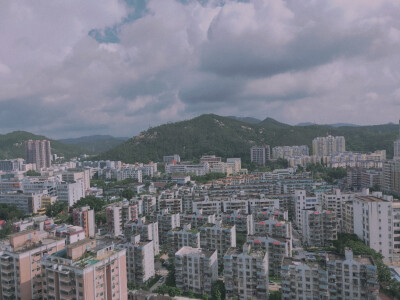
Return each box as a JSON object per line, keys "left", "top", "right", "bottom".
{"left": 1, "top": 0, "right": 399, "bottom": 138}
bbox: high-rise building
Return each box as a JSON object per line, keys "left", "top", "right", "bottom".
{"left": 312, "top": 135, "right": 345, "bottom": 156}
{"left": 25, "top": 140, "right": 52, "bottom": 169}
{"left": 72, "top": 205, "right": 96, "bottom": 237}
{"left": 120, "top": 235, "right": 155, "bottom": 287}
{"left": 301, "top": 210, "right": 337, "bottom": 247}
{"left": 124, "top": 218, "right": 160, "bottom": 255}
{"left": 394, "top": 120, "right": 400, "bottom": 159}
{"left": 199, "top": 221, "right": 236, "bottom": 259}
{"left": 157, "top": 208, "right": 180, "bottom": 245}
{"left": 41, "top": 238, "right": 128, "bottom": 300}
{"left": 0, "top": 230, "right": 66, "bottom": 300}
{"left": 353, "top": 194, "right": 394, "bottom": 263}
{"left": 281, "top": 249, "right": 379, "bottom": 300}
{"left": 250, "top": 145, "right": 270, "bottom": 166}
{"left": 106, "top": 201, "right": 138, "bottom": 236}
{"left": 167, "top": 224, "right": 201, "bottom": 255}
{"left": 224, "top": 243, "right": 269, "bottom": 300}
{"left": 175, "top": 247, "right": 218, "bottom": 296}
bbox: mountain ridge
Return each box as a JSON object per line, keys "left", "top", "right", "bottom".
{"left": 96, "top": 114, "right": 399, "bottom": 163}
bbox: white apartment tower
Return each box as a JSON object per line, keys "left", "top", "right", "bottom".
{"left": 353, "top": 194, "right": 394, "bottom": 263}
{"left": 312, "top": 135, "right": 345, "bottom": 156}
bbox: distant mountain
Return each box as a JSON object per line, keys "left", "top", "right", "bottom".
{"left": 58, "top": 135, "right": 129, "bottom": 154}
{"left": 0, "top": 131, "right": 84, "bottom": 159}
{"left": 97, "top": 114, "right": 399, "bottom": 163}
{"left": 297, "top": 122, "right": 360, "bottom": 127}
{"left": 226, "top": 116, "right": 262, "bottom": 124}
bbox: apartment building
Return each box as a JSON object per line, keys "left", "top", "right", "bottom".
{"left": 250, "top": 145, "right": 270, "bottom": 166}
{"left": 25, "top": 139, "right": 52, "bottom": 169}
{"left": 158, "top": 197, "right": 182, "bottom": 213}
{"left": 342, "top": 200, "right": 354, "bottom": 234}
{"left": 163, "top": 154, "right": 181, "bottom": 164}
{"left": 0, "top": 230, "right": 65, "bottom": 300}
{"left": 41, "top": 238, "right": 128, "bottom": 300}
{"left": 200, "top": 155, "right": 222, "bottom": 167}
{"left": 199, "top": 221, "right": 236, "bottom": 258}
{"left": 180, "top": 211, "right": 216, "bottom": 228}
{"left": 382, "top": 159, "right": 400, "bottom": 195}
{"left": 72, "top": 205, "right": 95, "bottom": 237}
{"left": 165, "top": 163, "right": 210, "bottom": 176}
{"left": 157, "top": 209, "right": 180, "bottom": 245}
{"left": 62, "top": 168, "right": 91, "bottom": 192}
{"left": 222, "top": 210, "right": 254, "bottom": 235}
{"left": 361, "top": 168, "right": 382, "bottom": 189}
{"left": 281, "top": 249, "right": 379, "bottom": 300}
{"left": 247, "top": 235, "right": 291, "bottom": 277}
{"left": 353, "top": 194, "right": 394, "bottom": 263}
{"left": 321, "top": 189, "right": 354, "bottom": 230}
{"left": 0, "top": 192, "right": 41, "bottom": 215}
{"left": 301, "top": 210, "right": 337, "bottom": 247}
{"left": 106, "top": 201, "right": 138, "bottom": 236}
{"left": 192, "top": 198, "right": 223, "bottom": 215}
{"left": 272, "top": 145, "right": 309, "bottom": 159}
{"left": 254, "top": 219, "right": 292, "bottom": 240}
{"left": 116, "top": 167, "right": 143, "bottom": 183}
{"left": 312, "top": 135, "right": 345, "bottom": 156}
{"left": 294, "top": 190, "right": 319, "bottom": 229}
{"left": 56, "top": 180, "right": 85, "bottom": 206}
{"left": 54, "top": 224, "right": 86, "bottom": 245}
{"left": 224, "top": 243, "right": 268, "bottom": 300}
{"left": 167, "top": 224, "right": 201, "bottom": 255}
{"left": 140, "top": 195, "right": 157, "bottom": 215}
{"left": 175, "top": 247, "right": 218, "bottom": 296}
{"left": 124, "top": 218, "right": 159, "bottom": 255}
{"left": 120, "top": 235, "right": 155, "bottom": 286}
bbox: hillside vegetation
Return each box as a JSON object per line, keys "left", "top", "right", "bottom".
{"left": 58, "top": 135, "right": 128, "bottom": 154}
{"left": 0, "top": 131, "right": 84, "bottom": 159}
{"left": 97, "top": 114, "right": 399, "bottom": 163}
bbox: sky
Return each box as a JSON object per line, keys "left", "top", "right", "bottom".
{"left": 1, "top": 0, "right": 400, "bottom": 138}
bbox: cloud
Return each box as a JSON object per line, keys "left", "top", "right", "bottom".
{"left": 0, "top": 0, "right": 400, "bottom": 138}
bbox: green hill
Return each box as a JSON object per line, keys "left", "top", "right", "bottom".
{"left": 97, "top": 114, "right": 399, "bottom": 163}
{"left": 58, "top": 135, "right": 128, "bottom": 154}
{"left": 0, "top": 131, "right": 85, "bottom": 160}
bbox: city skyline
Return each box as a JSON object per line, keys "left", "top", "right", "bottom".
{"left": 0, "top": 0, "right": 399, "bottom": 138}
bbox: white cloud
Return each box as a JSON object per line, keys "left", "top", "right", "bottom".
{"left": 0, "top": 0, "right": 400, "bottom": 138}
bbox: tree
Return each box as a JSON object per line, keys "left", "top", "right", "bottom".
{"left": 45, "top": 201, "right": 68, "bottom": 218}
{"left": 26, "top": 170, "right": 41, "bottom": 176}
{"left": 0, "top": 204, "right": 25, "bottom": 220}
{"left": 121, "top": 189, "right": 135, "bottom": 200}
{"left": 72, "top": 195, "right": 106, "bottom": 212}
{"left": 211, "top": 280, "right": 225, "bottom": 300}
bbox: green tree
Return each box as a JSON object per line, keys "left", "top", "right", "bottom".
{"left": 26, "top": 170, "right": 41, "bottom": 176}
{"left": 211, "top": 280, "right": 225, "bottom": 300}
{"left": 121, "top": 189, "right": 135, "bottom": 200}
{"left": 72, "top": 195, "right": 106, "bottom": 212}
{"left": 45, "top": 201, "right": 68, "bottom": 218}
{"left": 0, "top": 204, "right": 25, "bottom": 220}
